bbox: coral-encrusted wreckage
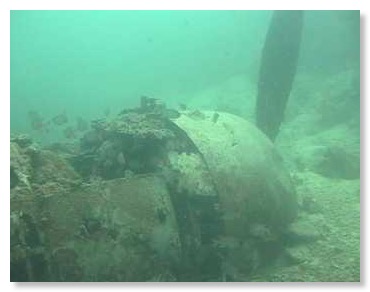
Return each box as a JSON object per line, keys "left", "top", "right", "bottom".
{"left": 10, "top": 97, "right": 297, "bottom": 281}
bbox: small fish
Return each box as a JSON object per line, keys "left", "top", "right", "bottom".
{"left": 178, "top": 103, "right": 187, "bottom": 111}
{"left": 76, "top": 117, "right": 88, "bottom": 132}
{"left": 188, "top": 110, "right": 205, "bottom": 120}
{"left": 30, "top": 119, "right": 44, "bottom": 131}
{"left": 212, "top": 112, "right": 220, "bottom": 124}
{"left": 165, "top": 109, "right": 180, "bottom": 119}
{"left": 104, "top": 108, "right": 111, "bottom": 117}
{"left": 117, "top": 152, "right": 126, "bottom": 166}
{"left": 63, "top": 126, "right": 77, "bottom": 139}
{"left": 28, "top": 110, "right": 49, "bottom": 132}
{"left": 213, "top": 236, "right": 240, "bottom": 250}
{"left": 28, "top": 110, "right": 40, "bottom": 120}
{"left": 52, "top": 111, "right": 68, "bottom": 126}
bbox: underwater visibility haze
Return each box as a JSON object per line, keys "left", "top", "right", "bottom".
{"left": 10, "top": 10, "right": 360, "bottom": 282}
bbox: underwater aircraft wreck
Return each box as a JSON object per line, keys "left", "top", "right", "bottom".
{"left": 10, "top": 11, "right": 303, "bottom": 281}
{"left": 10, "top": 97, "right": 297, "bottom": 281}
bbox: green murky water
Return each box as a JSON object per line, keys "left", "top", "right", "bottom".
{"left": 10, "top": 10, "right": 360, "bottom": 282}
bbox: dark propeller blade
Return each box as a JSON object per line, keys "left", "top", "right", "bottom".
{"left": 256, "top": 10, "right": 304, "bottom": 141}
